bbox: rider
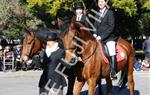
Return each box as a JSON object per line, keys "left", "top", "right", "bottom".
{"left": 72, "top": 1, "right": 88, "bottom": 27}
{"left": 93, "top": 0, "right": 118, "bottom": 79}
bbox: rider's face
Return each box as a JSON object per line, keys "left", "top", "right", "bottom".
{"left": 98, "top": 0, "right": 106, "bottom": 9}
{"left": 47, "top": 40, "right": 57, "bottom": 47}
{"left": 76, "top": 8, "right": 83, "bottom": 15}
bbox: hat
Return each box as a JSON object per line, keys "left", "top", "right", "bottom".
{"left": 16, "top": 45, "right": 22, "bottom": 48}
{"left": 56, "top": 8, "right": 68, "bottom": 20}
{"left": 73, "top": 2, "right": 84, "bottom": 9}
{"left": 46, "top": 32, "right": 58, "bottom": 41}
{"left": 5, "top": 46, "right": 10, "bottom": 49}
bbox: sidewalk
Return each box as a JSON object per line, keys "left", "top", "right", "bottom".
{"left": 0, "top": 70, "right": 42, "bottom": 78}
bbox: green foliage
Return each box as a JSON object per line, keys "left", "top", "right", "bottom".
{"left": 143, "top": 0, "right": 150, "bottom": 10}
{"left": 27, "top": 0, "right": 74, "bottom": 16}
{"left": 0, "top": 0, "right": 43, "bottom": 38}
{"left": 112, "top": 0, "right": 137, "bottom": 16}
{"left": 0, "top": 0, "right": 150, "bottom": 38}
{"left": 138, "top": 13, "right": 150, "bottom": 37}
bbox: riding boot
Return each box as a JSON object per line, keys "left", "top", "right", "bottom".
{"left": 110, "top": 55, "right": 117, "bottom": 80}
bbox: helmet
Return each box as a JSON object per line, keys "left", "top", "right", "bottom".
{"left": 73, "top": 1, "right": 84, "bottom": 9}
{"left": 16, "top": 45, "right": 22, "bottom": 48}
{"left": 46, "top": 32, "right": 58, "bottom": 41}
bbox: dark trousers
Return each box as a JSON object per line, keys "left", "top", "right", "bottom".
{"left": 39, "top": 87, "right": 63, "bottom": 95}
{"left": 39, "top": 87, "right": 49, "bottom": 95}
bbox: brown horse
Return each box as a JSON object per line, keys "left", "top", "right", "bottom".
{"left": 60, "top": 21, "right": 135, "bottom": 95}
{"left": 20, "top": 28, "right": 44, "bottom": 62}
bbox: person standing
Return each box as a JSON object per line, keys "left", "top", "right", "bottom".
{"left": 14, "top": 45, "right": 22, "bottom": 70}
{"left": 94, "top": 0, "right": 118, "bottom": 79}
{"left": 143, "top": 37, "right": 150, "bottom": 59}
{"left": 39, "top": 32, "right": 67, "bottom": 95}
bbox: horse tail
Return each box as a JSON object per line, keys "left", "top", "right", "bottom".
{"left": 118, "top": 39, "right": 135, "bottom": 90}
{"left": 118, "top": 71, "right": 128, "bottom": 91}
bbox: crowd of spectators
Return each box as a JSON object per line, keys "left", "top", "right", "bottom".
{"left": 0, "top": 44, "right": 43, "bottom": 71}
{"left": 134, "top": 37, "right": 150, "bottom": 71}
{"left": 0, "top": 45, "right": 21, "bottom": 71}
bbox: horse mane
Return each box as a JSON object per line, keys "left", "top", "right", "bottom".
{"left": 73, "top": 22, "right": 95, "bottom": 41}
{"left": 30, "top": 28, "right": 59, "bottom": 41}
{"left": 59, "top": 20, "right": 71, "bottom": 36}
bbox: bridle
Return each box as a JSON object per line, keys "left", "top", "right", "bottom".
{"left": 81, "top": 40, "right": 97, "bottom": 62}
{"left": 61, "top": 21, "right": 98, "bottom": 63}
{"left": 28, "top": 38, "right": 35, "bottom": 58}
{"left": 64, "top": 34, "right": 98, "bottom": 63}
{"left": 23, "top": 33, "right": 36, "bottom": 59}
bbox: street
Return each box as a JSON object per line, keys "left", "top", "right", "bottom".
{"left": 0, "top": 71, "right": 149, "bottom": 95}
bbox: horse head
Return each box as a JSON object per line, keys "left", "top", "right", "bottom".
{"left": 20, "top": 28, "right": 42, "bottom": 62}
{"left": 60, "top": 21, "right": 96, "bottom": 64}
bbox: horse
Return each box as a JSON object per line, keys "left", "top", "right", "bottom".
{"left": 60, "top": 21, "right": 135, "bottom": 95}
{"left": 20, "top": 29, "right": 43, "bottom": 62}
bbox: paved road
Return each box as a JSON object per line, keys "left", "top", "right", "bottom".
{"left": 0, "top": 71, "right": 149, "bottom": 95}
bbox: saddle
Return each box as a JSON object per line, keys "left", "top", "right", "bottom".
{"left": 97, "top": 41, "right": 125, "bottom": 64}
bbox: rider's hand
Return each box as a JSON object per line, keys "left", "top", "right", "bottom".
{"left": 96, "top": 36, "right": 101, "bottom": 40}
{"left": 93, "top": 34, "right": 97, "bottom": 38}
{"left": 78, "top": 57, "right": 82, "bottom": 61}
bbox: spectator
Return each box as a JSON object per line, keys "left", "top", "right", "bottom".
{"left": 142, "top": 37, "right": 150, "bottom": 60}
{"left": 0, "top": 45, "right": 3, "bottom": 71}
{"left": 142, "top": 58, "right": 150, "bottom": 71}
{"left": 3, "top": 46, "right": 14, "bottom": 70}
{"left": 14, "top": 45, "right": 22, "bottom": 70}
{"left": 134, "top": 59, "right": 142, "bottom": 71}
{"left": 4, "top": 46, "right": 14, "bottom": 61}
{"left": 0, "top": 45, "right": 3, "bottom": 61}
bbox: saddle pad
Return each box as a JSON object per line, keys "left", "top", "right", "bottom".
{"left": 97, "top": 41, "right": 125, "bottom": 64}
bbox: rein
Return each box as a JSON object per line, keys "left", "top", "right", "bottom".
{"left": 28, "top": 38, "right": 35, "bottom": 58}
{"left": 82, "top": 40, "right": 98, "bottom": 62}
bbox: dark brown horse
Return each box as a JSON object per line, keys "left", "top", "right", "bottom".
{"left": 60, "top": 21, "right": 135, "bottom": 95}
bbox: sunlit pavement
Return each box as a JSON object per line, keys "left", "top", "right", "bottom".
{"left": 0, "top": 70, "right": 149, "bottom": 95}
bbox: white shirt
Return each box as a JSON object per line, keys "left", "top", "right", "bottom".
{"left": 45, "top": 42, "right": 59, "bottom": 57}
{"left": 99, "top": 7, "right": 107, "bottom": 17}
{"left": 76, "top": 14, "right": 83, "bottom": 21}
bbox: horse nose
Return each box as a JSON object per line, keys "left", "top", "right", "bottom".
{"left": 70, "top": 58, "right": 76, "bottom": 63}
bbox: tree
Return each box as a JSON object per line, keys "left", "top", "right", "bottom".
{"left": 1, "top": 0, "right": 150, "bottom": 38}
{"left": 143, "top": 0, "right": 150, "bottom": 10}
{"left": 0, "top": 0, "right": 43, "bottom": 38}
{"left": 26, "top": 0, "right": 140, "bottom": 39}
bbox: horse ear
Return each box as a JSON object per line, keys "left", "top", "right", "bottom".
{"left": 57, "top": 18, "right": 65, "bottom": 26}
{"left": 23, "top": 28, "right": 31, "bottom": 35}
{"left": 30, "top": 31, "right": 35, "bottom": 37}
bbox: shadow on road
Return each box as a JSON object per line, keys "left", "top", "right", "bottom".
{"left": 81, "top": 84, "right": 140, "bottom": 95}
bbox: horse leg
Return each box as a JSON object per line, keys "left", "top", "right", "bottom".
{"left": 105, "top": 76, "right": 112, "bottom": 95}
{"left": 73, "top": 78, "right": 85, "bottom": 95}
{"left": 127, "top": 66, "right": 134, "bottom": 95}
{"left": 98, "top": 79, "right": 103, "bottom": 95}
{"left": 87, "top": 78, "right": 97, "bottom": 95}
